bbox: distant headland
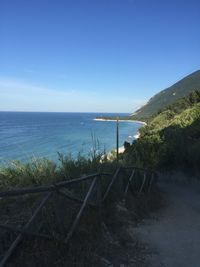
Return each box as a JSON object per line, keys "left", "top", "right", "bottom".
{"left": 94, "top": 116, "right": 147, "bottom": 125}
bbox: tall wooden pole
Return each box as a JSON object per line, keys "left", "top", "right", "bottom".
{"left": 116, "top": 118, "right": 119, "bottom": 161}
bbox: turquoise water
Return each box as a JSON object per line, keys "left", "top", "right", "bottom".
{"left": 0, "top": 112, "right": 142, "bottom": 164}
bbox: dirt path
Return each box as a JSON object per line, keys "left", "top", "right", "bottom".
{"left": 134, "top": 182, "right": 200, "bottom": 267}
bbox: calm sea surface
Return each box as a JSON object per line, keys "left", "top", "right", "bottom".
{"left": 0, "top": 112, "right": 142, "bottom": 164}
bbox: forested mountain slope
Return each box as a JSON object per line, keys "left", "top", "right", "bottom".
{"left": 132, "top": 70, "right": 200, "bottom": 120}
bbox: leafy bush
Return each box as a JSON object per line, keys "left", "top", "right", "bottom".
{"left": 0, "top": 150, "right": 114, "bottom": 190}
{"left": 0, "top": 159, "right": 57, "bottom": 189}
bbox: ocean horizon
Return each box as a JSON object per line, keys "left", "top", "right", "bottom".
{"left": 0, "top": 111, "right": 142, "bottom": 164}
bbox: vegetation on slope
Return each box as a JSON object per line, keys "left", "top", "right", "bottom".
{"left": 132, "top": 70, "right": 200, "bottom": 120}
{"left": 124, "top": 90, "right": 200, "bottom": 174}
{"left": 0, "top": 151, "right": 118, "bottom": 190}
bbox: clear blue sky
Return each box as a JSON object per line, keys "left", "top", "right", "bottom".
{"left": 0, "top": 0, "right": 200, "bottom": 112}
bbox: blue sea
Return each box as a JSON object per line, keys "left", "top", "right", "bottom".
{"left": 0, "top": 112, "right": 142, "bottom": 164}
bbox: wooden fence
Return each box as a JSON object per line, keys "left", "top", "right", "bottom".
{"left": 0, "top": 166, "right": 156, "bottom": 267}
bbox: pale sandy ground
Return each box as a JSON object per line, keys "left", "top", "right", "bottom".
{"left": 133, "top": 181, "right": 200, "bottom": 267}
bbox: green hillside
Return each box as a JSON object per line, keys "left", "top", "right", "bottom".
{"left": 132, "top": 70, "right": 200, "bottom": 120}
{"left": 124, "top": 90, "right": 200, "bottom": 174}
